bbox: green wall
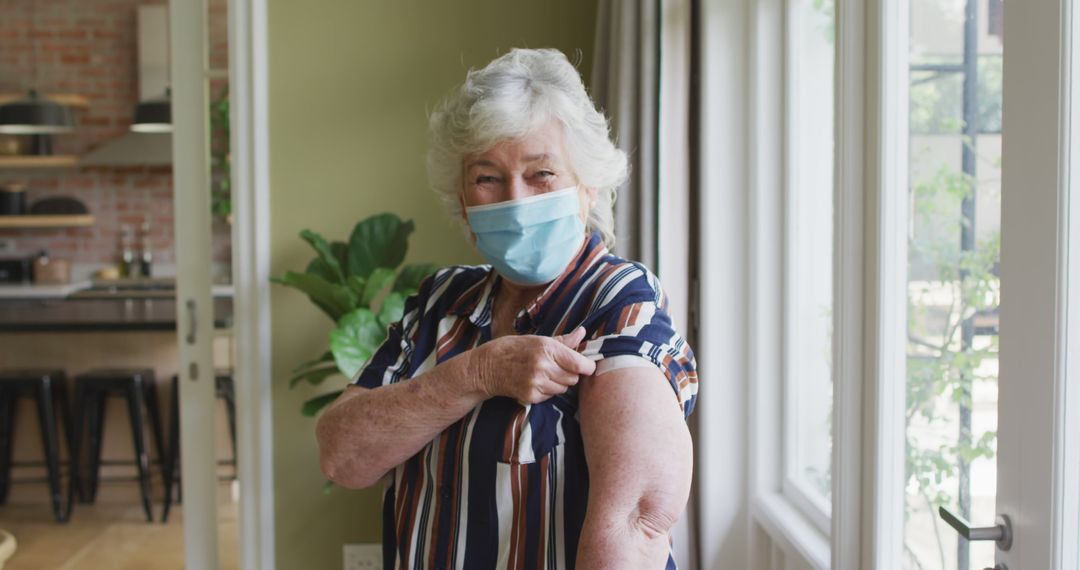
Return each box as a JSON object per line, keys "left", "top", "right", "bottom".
{"left": 267, "top": 2, "right": 598, "bottom": 567}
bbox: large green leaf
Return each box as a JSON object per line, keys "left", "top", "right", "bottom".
{"left": 394, "top": 263, "right": 438, "bottom": 293}
{"left": 305, "top": 258, "right": 339, "bottom": 284}
{"left": 300, "top": 229, "right": 345, "bottom": 283}
{"left": 271, "top": 271, "right": 357, "bottom": 321}
{"left": 288, "top": 365, "right": 340, "bottom": 388}
{"left": 329, "top": 308, "right": 385, "bottom": 379}
{"left": 346, "top": 275, "right": 367, "bottom": 299}
{"left": 347, "top": 214, "right": 414, "bottom": 278}
{"left": 302, "top": 390, "right": 343, "bottom": 417}
{"left": 378, "top": 292, "right": 406, "bottom": 329}
{"left": 291, "top": 350, "right": 334, "bottom": 374}
{"left": 362, "top": 268, "right": 396, "bottom": 306}
{"left": 331, "top": 241, "right": 349, "bottom": 273}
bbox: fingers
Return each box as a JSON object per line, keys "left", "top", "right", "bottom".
{"left": 555, "top": 326, "right": 587, "bottom": 350}
{"left": 547, "top": 339, "right": 597, "bottom": 378}
{"left": 486, "top": 332, "right": 595, "bottom": 404}
{"left": 519, "top": 379, "right": 572, "bottom": 406}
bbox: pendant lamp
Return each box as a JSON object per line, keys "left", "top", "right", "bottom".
{"left": 0, "top": 89, "right": 74, "bottom": 134}
{"left": 131, "top": 88, "right": 172, "bottom": 133}
{"left": 0, "top": 1, "right": 75, "bottom": 136}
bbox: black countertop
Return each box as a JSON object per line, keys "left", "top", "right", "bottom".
{"left": 0, "top": 297, "right": 233, "bottom": 332}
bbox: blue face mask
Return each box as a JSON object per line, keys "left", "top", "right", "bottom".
{"left": 465, "top": 186, "right": 585, "bottom": 286}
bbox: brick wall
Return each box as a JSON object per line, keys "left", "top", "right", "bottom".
{"left": 0, "top": 0, "right": 231, "bottom": 280}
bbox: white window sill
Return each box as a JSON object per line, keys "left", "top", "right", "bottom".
{"left": 752, "top": 493, "right": 830, "bottom": 570}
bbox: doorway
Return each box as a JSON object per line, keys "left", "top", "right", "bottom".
{"left": 0, "top": 0, "right": 270, "bottom": 568}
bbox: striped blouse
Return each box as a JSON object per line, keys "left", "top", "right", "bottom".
{"left": 353, "top": 232, "right": 699, "bottom": 569}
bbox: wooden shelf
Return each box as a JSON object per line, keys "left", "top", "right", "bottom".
{"left": 0, "top": 155, "right": 79, "bottom": 169}
{"left": 0, "top": 93, "right": 90, "bottom": 108}
{"left": 0, "top": 215, "right": 94, "bottom": 229}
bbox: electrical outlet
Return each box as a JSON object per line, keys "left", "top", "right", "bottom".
{"left": 0, "top": 238, "right": 15, "bottom": 254}
{"left": 343, "top": 543, "right": 382, "bottom": 570}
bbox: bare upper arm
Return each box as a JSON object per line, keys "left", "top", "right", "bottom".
{"left": 578, "top": 364, "right": 693, "bottom": 531}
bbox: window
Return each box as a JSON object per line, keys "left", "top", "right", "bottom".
{"left": 904, "top": 0, "right": 1003, "bottom": 568}
{"left": 783, "top": 0, "right": 836, "bottom": 530}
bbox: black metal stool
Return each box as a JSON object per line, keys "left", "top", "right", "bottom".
{"left": 71, "top": 368, "right": 165, "bottom": 523}
{"left": 161, "top": 371, "right": 236, "bottom": 523}
{"left": 0, "top": 369, "right": 74, "bottom": 523}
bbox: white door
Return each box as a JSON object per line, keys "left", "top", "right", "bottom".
{"left": 682, "top": 0, "right": 1080, "bottom": 564}
{"left": 707, "top": 0, "right": 1080, "bottom": 565}
{"left": 871, "top": 0, "right": 1080, "bottom": 568}
{"left": 170, "top": 0, "right": 220, "bottom": 567}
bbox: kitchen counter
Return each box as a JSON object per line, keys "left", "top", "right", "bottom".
{"left": 0, "top": 281, "right": 235, "bottom": 299}
{"left": 0, "top": 297, "right": 232, "bottom": 332}
{"left": 0, "top": 281, "right": 92, "bottom": 299}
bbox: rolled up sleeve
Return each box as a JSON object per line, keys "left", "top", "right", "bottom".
{"left": 580, "top": 269, "right": 699, "bottom": 418}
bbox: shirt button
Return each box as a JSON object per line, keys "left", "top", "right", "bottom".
{"left": 440, "top": 485, "right": 451, "bottom": 500}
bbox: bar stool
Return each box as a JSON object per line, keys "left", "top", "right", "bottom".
{"left": 161, "top": 371, "right": 236, "bottom": 523}
{"left": 0, "top": 369, "right": 73, "bottom": 523}
{"left": 71, "top": 368, "right": 165, "bottom": 523}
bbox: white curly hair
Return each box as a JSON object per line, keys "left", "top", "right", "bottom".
{"left": 426, "top": 48, "right": 628, "bottom": 248}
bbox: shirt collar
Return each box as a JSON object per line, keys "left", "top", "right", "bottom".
{"left": 448, "top": 232, "right": 609, "bottom": 331}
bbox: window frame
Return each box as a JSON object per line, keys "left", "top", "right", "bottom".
{"left": 700, "top": 0, "right": 878, "bottom": 564}
{"left": 833, "top": 0, "right": 873, "bottom": 567}
{"left": 1062, "top": 0, "right": 1080, "bottom": 565}
{"left": 744, "top": 0, "right": 872, "bottom": 566}
{"left": 862, "top": 0, "right": 910, "bottom": 567}
{"left": 778, "top": 0, "right": 837, "bottom": 536}
{"left": 746, "top": 0, "right": 835, "bottom": 561}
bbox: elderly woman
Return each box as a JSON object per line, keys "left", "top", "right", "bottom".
{"left": 316, "top": 48, "right": 698, "bottom": 569}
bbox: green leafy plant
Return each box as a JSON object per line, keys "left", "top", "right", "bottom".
{"left": 271, "top": 213, "right": 438, "bottom": 417}
{"left": 210, "top": 85, "right": 231, "bottom": 218}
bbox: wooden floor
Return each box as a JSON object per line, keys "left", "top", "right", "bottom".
{"left": 0, "top": 481, "right": 238, "bottom": 570}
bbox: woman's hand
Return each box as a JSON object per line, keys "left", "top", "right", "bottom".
{"left": 470, "top": 326, "right": 596, "bottom": 404}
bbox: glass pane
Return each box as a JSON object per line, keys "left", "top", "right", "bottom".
{"left": 785, "top": 0, "right": 835, "bottom": 513}
{"left": 904, "top": 0, "right": 1002, "bottom": 568}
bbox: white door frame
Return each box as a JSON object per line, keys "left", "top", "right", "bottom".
{"left": 175, "top": 0, "right": 276, "bottom": 567}
{"left": 998, "top": 0, "right": 1079, "bottom": 566}
{"left": 171, "top": 0, "right": 221, "bottom": 567}
{"left": 228, "top": 0, "right": 277, "bottom": 568}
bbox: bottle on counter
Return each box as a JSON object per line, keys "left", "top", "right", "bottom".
{"left": 119, "top": 225, "right": 137, "bottom": 278}
{"left": 139, "top": 220, "right": 153, "bottom": 277}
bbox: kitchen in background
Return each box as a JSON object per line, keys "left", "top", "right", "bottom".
{"left": 0, "top": 0, "right": 232, "bottom": 287}
{"left": 0, "top": 1, "right": 239, "bottom": 568}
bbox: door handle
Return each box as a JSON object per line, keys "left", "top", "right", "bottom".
{"left": 185, "top": 299, "right": 196, "bottom": 345}
{"left": 938, "top": 506, "right": 1012, "bottom": 551}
